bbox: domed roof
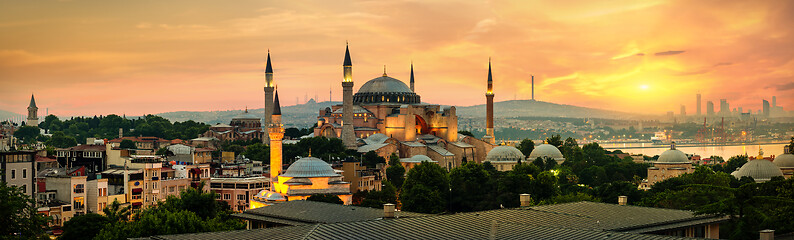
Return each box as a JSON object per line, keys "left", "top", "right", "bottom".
{"left": 486, "top": 146, "right": 525, "bottom": 162}
{"left": 528, "top": 144, "right": 564, "bottom": 161}
{"left": 657, "top": 149, "right": 690, "bottom": 163}
{"left": 732, "top": 159, "right": 784, "bottom": 182}
{"left": 233, "top": 109, "right": 260, "bottom": 120}
{"left": 281, "top": 157, "right": 339, "bottom": 178}
{"left": 775, "top": 153, "right": 794, "bottom": 168}
{"left": 357, "top": 76, "right": 413, "bottom": 94}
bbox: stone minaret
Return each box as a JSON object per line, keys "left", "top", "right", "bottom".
{"left": 410, "top": 62, "right": 415, "bottom": 92}
{"left": 341, "top": 44, "right": 356, "bottom": 149}
{"left": 484, "top": 60, "right": 495, "bottom": 144}
{"left": 268, "top": 90, "right": 284, "bottom": 188}
{"left": 26, "top": 94, "right": 38, "bottom": 126}
{"left": 263, "top": 51, "right": 275, "bottom": 143}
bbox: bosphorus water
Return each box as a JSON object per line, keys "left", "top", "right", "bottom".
{"left": 599, "top": 142, "right": 789, "bottom": 159}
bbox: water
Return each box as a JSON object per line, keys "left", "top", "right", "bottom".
{"left": 598, "top": 142, "right": 789, "bottom": 159}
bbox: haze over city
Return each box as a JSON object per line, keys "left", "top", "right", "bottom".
{"left": 1, "top": 0, "right": 792, "bottom": 116}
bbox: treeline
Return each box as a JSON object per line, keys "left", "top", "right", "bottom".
{"left": 17, "top": 114, "right": 209, "bottom": 148}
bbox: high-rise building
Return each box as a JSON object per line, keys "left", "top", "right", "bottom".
{"left": 707, "top": 101, "right": 715, "bottom": 116}
{"left": 263, "top": 51, "right": 275, "bottom": 143}
{"left": 680, "top": 105, "right": 686, "bottom": 117}
{"left": 719, "top": 99, "right": 729, "bottom": 116}
{"left": 341, "top": 44, "right": 356, "bottom": 149}
{"left": 696, "top": 94, "right": 701, "bottom": 116}
{"left": 531, "top": 75, "right": 535, "bottom": 101}
{"left": 773, "top": 96, "right": 777, "bottom": 107}
{"left": 763, "top": 100, "right": 770, "bottom": 117}
{"left": 484, "top": 59, "right": 495, "bottom": 144}
{"left": 26, "top": 94, "right": 38, "bottom": 126}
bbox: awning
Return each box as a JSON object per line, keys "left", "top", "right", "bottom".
{"left": 132, "top": 202, "right": 143, "bottom": 206}
{"left": 131, "top": 188, "right": 143, "bottom": 194}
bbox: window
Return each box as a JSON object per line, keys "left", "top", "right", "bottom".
{"left": 22, "top": 169, "right": 27, "bottom": 179}
{"left": 237, "top": 194, "right": 246, "bottom": 200}
{"left": 169, "top": 186, "right": 175, "bottom": 193}
{"left": 10, "top": 169, "right": 15, "bottom": 179}
{"left": 22, "top": 185, "right": 26, "bottom": 194}
{"left": 223, "top": 194, "right": 231, "bottom": 200}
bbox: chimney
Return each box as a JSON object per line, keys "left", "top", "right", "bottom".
{"left": 760, "top": 229, "right": 774, "bottom": 240}
{"left": 519, "top": 194, "right": 531, "bottom": 207}
{"left": 384, "top": 203, "right": 395, "bottom": 218}
{"left": 618, "top": 196, "right": 628, "bottom": 205}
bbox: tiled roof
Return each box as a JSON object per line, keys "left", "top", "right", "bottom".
{"left": 67, "top": 144, "right": 106, "bottom": 151}
{"left": 235, "top": 200, "right": 425, "bottom": 224}
{"left": 530, "top": 202, "right": 724, "bottom": 231}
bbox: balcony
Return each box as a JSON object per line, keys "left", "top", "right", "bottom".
{"left": 152, "top": 177, "right": 159, "bottom": 181}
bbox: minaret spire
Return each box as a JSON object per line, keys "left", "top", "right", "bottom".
{"left": 341, "top": 43, "right": 356, "bottom": 149}
{"left": 263, "top": 50, "right": 275, "bottom": 143}
{"left": 484, "top": 59, "right": 495, "bottom": 144}
{"left": 410, "top": 62, "right": 415, "bottom": 92}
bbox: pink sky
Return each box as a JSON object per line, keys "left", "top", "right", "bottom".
{"left": 0, "top": 0, "right": 792, "bottom": 117}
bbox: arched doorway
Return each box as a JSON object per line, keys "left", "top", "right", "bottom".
{"left": 415, "top": 115, "right": 429, "bottom": 135}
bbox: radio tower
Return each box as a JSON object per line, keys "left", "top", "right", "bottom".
{"left": 696, "top": 117, "right": 707, "bottom": 143}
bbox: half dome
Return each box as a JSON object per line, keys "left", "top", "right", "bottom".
{"left": 486, "top": 146, "right": 525, "bottom": 162}
{"left": 281, "top": 157, "right": 339, "bottom": 178}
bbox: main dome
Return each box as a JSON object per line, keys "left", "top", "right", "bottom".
{"left": 354, "top": 75, "right": 420, "bottom": 104}
{"left": 281, "top": 157, "right": 339, "bottom": 178}
{"left": 657, "top": 149, "right": 690, "bottom": 163}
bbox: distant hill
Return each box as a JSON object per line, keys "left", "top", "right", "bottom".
{"left": 156, "top": 99, "right": 340, "bottom": 128}
{"left": 455, "top": 100, "right": 642, "bottom": 119}
{"left": 155, "top": 99, "right": 642, "bottom": 129}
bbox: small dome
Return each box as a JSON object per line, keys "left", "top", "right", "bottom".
{"left": 732, "top": 159, "right": 784, "bottom": 182}
{"left": 411, "top": 155, "right": 433, "bottom": 162}
{"left": 363, "top": 133, "right": 389, "bottom": 145}
{"left": 486, "top": 146, "right": 525, "bottom": 162}
{"left": 281, "top": 157, "right": 339, "bottom": 178}
{"left": 657, "top": 148, "right": 690, "bottom": 163}
{"left": 775, "top": 153, "right": 794, "bottom": 168}
{"left": 528, "top": 144, "right": 565, "bottom": 162}
{"left": 357, "top": 76, "right": 413, "bottom": 93}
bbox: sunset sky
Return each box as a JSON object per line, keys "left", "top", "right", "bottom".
{"left": 0, "top": 0, "right": 792, "bottom": 117}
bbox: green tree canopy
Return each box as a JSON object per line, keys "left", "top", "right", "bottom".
{"left": 119, "top": 139, "right": 136, "bottom": 149}
{"left": 361, "top": 151, "right": 386, "bottom": 168}
{"left": 517, "top": 139, "right": 535, "bottom": 156}
{"left": 386, "top": 154, "right": 406, "bottom": 189}
{"left": 449, "top": 162, "right": 496, "bottom": 212}
{"left": 60, "top": 213, "right": 109, "bottom": 240}
{"left": 13, "top": 126, "right": 40, "bottom": 144}
{"left": 400, "top": 162, "right": 450, "bottom": 214}
{"left": 45, "top": 131, "right": 78, "bottom": 148}
{"left": 0, "top": 182, "right": 50, "bottom": 239}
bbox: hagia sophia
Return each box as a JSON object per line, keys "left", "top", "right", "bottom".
{"left": 249, "top": 44, "right": 569, "bottom": 206}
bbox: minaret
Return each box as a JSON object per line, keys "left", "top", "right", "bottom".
{"left": 341, "top": 44, "right": 356, "bottom": 149}
{"left": 269, "top": 90, "right": 284, "bottom": 188}
{"left": 263, "top": 51, "right": 275, "bottom": 143}
{"left": 26, "top": 94, "right": 38, "bottom": 126}
{"left": 410, "top": 62, "right": 415, "bottom": 92}
{"left": 484, "top": 60, "right": 495, "bottom": 144}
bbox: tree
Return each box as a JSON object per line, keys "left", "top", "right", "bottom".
{"left": 517, "top": 139, "right": 535, "bottom": 156}
{"left": 400, "top": 162, "right": 450, "bottom": 214}
{"left": 307, "top": 193, "right": 343, "bottom": 204}
{"left": 103, "top": 199, "right": 131, "bottom": 223}
{"left": 60, "top": 213, "right": 109, "bottom": 240}
{"left": 449, "top": 162, "right": 496, "bottom": 212}
{"left": 723, "top": 155, "right": 749, "bottom": 173}
{"left": 361, "top": 151, "right": 386, "bottom": 168}
{"left": 386, "top": 154, "right": 406, "bottom": 189}
{"left": 45, "top": 131, "right": 77, "bottom": 148}
{"left": 13, "top": 126, "right": 40, "bottom": 144}
{"left": 546, "top": 192, "right": 599, "bottom": 204}
{"left": 545, "top": 134, "right": 563, "bottom": 148}
{"left": 0, "top": 182, "right": 50, "bottom": 239}
{"left": 155, "top": 147, "right": 170, "bottom": 156}
{"left": 532, "top": 157, "right": 545, "bottom": 170}
{"left": 355, "top": 181, "right": 398, "bottom": 208}
{"left": 120, "top": 139, "right": 136, "bottom": 149}
{"left": 242, "top": 143, "right": 268, "bottom": 162}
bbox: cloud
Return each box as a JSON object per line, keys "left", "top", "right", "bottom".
{"left": 776, "top": 82, "right": 794, "bottom": 91}
{"left": 654, "top": 50, "right": 685, "bottom": 56}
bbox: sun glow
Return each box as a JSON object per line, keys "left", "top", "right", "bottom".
{"left": 639, "top": 84, "right": 649, "bottom": 90}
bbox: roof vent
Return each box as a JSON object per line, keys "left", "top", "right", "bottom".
{"left": 519, "top": 194, "right": 531, "bottom": 207}
{"left": 760, "top": 229, "right": 774, "bottom": 240}
{"left": 383, "top": 203, "right": 395, "bottom": 218}
{"left": 618, "top": 196, "right": 628, "bottom": 206}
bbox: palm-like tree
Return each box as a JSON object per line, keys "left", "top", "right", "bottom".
{"left": 102, "top": 199, "right": 131, "bottom": 223}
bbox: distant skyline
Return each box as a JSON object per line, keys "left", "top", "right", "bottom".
{"left": 1, "top": 0, "right": 792, "bottom": 116}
